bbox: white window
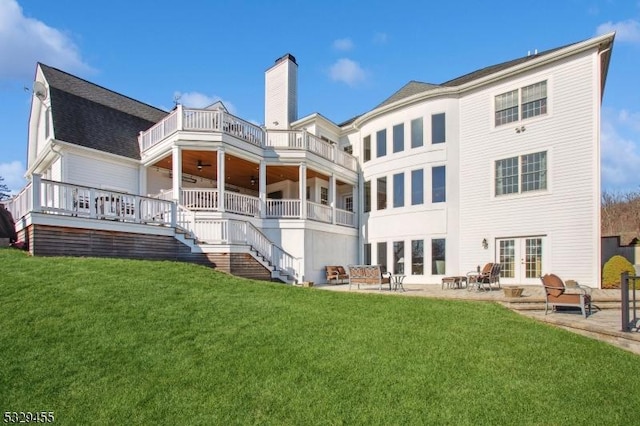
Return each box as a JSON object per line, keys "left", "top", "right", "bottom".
{"left": 320, "top": 187, "right": 329, "bottom": 205}
{"left": 495, "top": 81, "right": 547, "bottom": 126}
{"left": 495, "top": 151, "right": 547, "bottom": 196}
{"left": 344, "top": 195, "right": 353, "bottom": 212}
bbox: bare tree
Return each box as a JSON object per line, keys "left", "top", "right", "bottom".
{"left": 0, "top": 176, "right": 10, "bottom": 201}
{"left": 602, "top": 188, "right": 640, "bottom": 239}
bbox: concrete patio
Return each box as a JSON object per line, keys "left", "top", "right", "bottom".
{"left": 315, "top": 283, "right": 640, "bottom": 355}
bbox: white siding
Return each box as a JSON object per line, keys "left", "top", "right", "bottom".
{"left": 51, "top": 157, "right": 62, "bottom": 181}
{"left": 358, "top": 97, "right": 461, "bottom": 283}
{"left": 458, "top": 50, "right": 600, "bottom": 285}
{"left": 64, "top": 151, "right": 139, "bottom": 194}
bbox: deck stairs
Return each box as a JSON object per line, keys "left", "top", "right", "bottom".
{"left": 174, "top": 206, "right": 299, "bottom": 284}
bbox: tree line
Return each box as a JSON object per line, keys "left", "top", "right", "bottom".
{"left": 601, "top": 189, "right": 640, "bottom": 239}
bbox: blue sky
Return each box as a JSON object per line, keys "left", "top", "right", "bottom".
{"left": 1, "top": 0, "right": 639, "bottom": 194}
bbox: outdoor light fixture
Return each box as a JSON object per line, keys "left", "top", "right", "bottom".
{"left": 482, "top": 238, "right": 488, "bottom": 249}
{"left": 250, "top": 176, "right": 257, "bottom": 186}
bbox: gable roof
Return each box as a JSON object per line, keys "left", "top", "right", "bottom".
{"left": 440, "top": 44, "right": 571, "bottom": 87}
{"left": 40, "top": 63, "right": 167, "bottom": 160}
{"left": 375, "top": 81, "right": 440, "bottom": 110}
{"left": 366, "top": 40, "right": 579, "bottom": 118}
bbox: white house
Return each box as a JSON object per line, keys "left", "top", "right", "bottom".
{"left": 4, "top": 32, "right": 615, "bottom": 287}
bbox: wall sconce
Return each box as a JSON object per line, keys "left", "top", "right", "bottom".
{"left": 250, "top": 176, "right": 257, "bottom": 186}
{"left": 482, "top": 238, "right": 488, "bottom": 249}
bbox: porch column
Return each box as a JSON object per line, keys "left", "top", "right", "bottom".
{"left": 330, "top": 173, "right": 336, "bottom": 225}
{"left": 259, "top": 160, "right": 266, "bottom": 218}
{"left": 171, "top": 146, "right": 182, "bottom": 204}
{"left": 299, "top": 163, "right": 307, "bottom": 219}
{"left": 352, "top": 182, "right": 359, "bottom": 228}
{"left": 358, "top": 174, "right": 364, "bottom": 263}
{"left": 217, "top": 149, "right": 225, "bottom": 212}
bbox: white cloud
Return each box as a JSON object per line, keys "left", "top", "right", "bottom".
{"left": 601, "top": 108, "right": 640, "bottom": 191}
{"left": 373, "top": 32, "right": 388, "bottom": 45}
{"left": 0, "top": 160, "right": 26, "bottom": 195}
{"left": 333, "top": 38, "right": 354, "bottom": 51}
{"left": 596, "top": 19, "right": 640, "bottom": 43}
{"left": 618, "top": 108, "right": 640, "bottom": 132}
{"left": 0, "top": 0, "right": 92, "bottom": 80}
{"left": 328, "top": 59, "right": 366, "bottom": 86}
{"left": 174, "top": 91, "right": 237, "bottom": 115}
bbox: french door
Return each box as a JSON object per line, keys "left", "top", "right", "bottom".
{"left": 496, "top": 236, "right": 545, "bottom": 285}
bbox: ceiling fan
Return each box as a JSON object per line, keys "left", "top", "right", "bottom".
{"left": 196, "top": 160, "right": 212, "bottom": 171}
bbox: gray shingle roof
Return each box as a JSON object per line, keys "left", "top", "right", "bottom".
{"left": 368, "top": 40, "right": 577, "bottom": 116}
{"left": 375, "top": 81, "right": 440, "bottom": 109}
{"left": 441, "top": 44, "right": 569, "bottom": 87}
{"left": 40, "top": 64, "right": 167, "bottom": 160}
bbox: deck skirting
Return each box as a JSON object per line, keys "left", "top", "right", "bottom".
{"left": 18, "top": 223, "right": 272, "bottom": 281}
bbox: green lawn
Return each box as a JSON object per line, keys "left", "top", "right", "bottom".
{"left": 1, "top": 247, "right": 639, "bottom": 425}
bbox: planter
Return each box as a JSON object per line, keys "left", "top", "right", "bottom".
{"left": 503, "top": 287, "right": 523, "bottom": 298}
{"left": 301, "top": 281, "right": 314, "bottom": 287}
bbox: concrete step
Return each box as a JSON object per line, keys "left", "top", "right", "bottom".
{"left": 502, "top": 298, "right": 621, "bottom": 311}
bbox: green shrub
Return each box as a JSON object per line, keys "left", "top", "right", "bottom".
{"left": 602, "top": 255, "right": 636, "bottom": 288}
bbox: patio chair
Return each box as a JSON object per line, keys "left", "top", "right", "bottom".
{"left": 467, "top": 263, "right": 501, "bottom": 291}
{"left": 540, "top": 273, "right": 592, "bottom": 318}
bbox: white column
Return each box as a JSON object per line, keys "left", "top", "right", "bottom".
{"left": 299, "top": 163, "right": 307, "bottom": 219}
{"left": 352, "top": 182, "right": 359, "bottom": 227}
{"left": 259, "top": 160, "right": 266, "bottom": 218}
{"left": 176, "top": 104, "right": 184, "bottom": 130}
{"left": 330, "top": 173, "right": 336, "bottom": 225}
{"left": 217, "top": 149, "right": 225, "bottom": 212}
{"left": 171, "top": 146, "right": 182, "bottom": 204}
{"left": 358, "top": 174, "right": 364, "bottom": 263}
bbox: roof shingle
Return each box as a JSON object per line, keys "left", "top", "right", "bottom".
{"left": 40, "top": 64, "right": 167, "bottom": 159}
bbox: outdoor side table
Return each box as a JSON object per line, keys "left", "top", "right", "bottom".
{"left": 392, "top": 274, "right": 406, "bottom": 292}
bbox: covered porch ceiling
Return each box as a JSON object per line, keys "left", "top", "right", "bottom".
{"left": 151, "top": 150, "right": 347, "bottom": 190}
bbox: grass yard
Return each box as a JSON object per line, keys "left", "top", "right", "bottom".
{"left": 1, "top": 247, "right": 639, "bottom": 425}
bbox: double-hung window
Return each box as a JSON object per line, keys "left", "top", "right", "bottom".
{"left": 495, "top": 81, "right": 547, "bottom": 126}
{"left": 495, "top": 151, "right": 547, "bottom": 196}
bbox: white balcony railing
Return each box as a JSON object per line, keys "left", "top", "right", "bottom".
{"left": 265, "top": 199, "right": 300, "bottom": 218}
{"left": 225, "top": 192, "right": 260, "bottom": 217}
{"left": 4, "top": 175, "right": 175, "bottom": 226}
{"left": 139, "top": 109, "right": 179, "bottom": 151}
{"left": 335, "top": 208, "right": 355, "bottom": 227}
{"left": 182, "top": 188, "right": 219, "bottom": 210}
{"left": 138, "top": 106, "right": 357, "bottom": 171}
{"left": 154, "top": 188, "right": 356, "bottom": 227}
{"left": 306, "top": 201, "right": 332, "bottom": 224}
{"left": 2, "top": 181, "right": 33, "bottom": 221}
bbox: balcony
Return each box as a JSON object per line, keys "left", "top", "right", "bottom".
{"left": 138, "top": 106, "right": 357, "bottom": 171}
{"left": 156, "top": 188, "right": 356, "bottom": 227}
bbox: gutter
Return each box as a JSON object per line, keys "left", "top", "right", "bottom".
{"left": 349, "top": 31, "right": 616, "bottom": 130}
